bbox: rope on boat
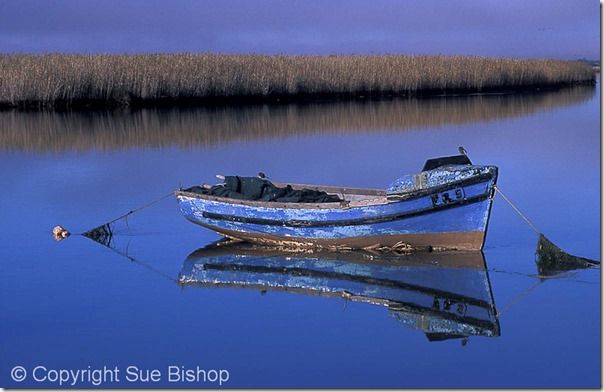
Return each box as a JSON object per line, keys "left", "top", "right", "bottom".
{"left": 95, "top": 191, "right": 173, "bottom": 229}
{"left": 98, "top": 236, "right": 178, "bottom": 283}
{"left": 493, "top": 184, "right": 599, "bottom": 267}
{"left": 82, "top": 191, "right": 173, "bottom": 241}
{"left": 493, "top": 185, "right": 540, "bottom": 234}
{"left": 488, "top": 182, "right": 599, "bottom": 318}
{"left": 488, "top": 267, "right": 599, "bottom": 283}
{"left": 461, "top": 147, "right": 541, "bottom": 236}
{"left": 495, "top": 280, "right": 542, "bottom": 318}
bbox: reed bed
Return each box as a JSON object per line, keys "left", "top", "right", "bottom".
{"left": 0, "top": 84, "right": 593, "bottom": 152}
{"left": 0, "top": 54, "right": 595, "bottom": 108}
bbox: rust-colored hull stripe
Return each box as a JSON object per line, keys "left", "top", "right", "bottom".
{"left": 200, "top": 224, "right": 485, "bottom": 251}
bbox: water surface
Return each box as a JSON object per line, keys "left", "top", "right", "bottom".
{"left": 0, "top": 82, "right": 599, "bottom": 388}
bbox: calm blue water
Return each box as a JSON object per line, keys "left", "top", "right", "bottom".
{"left": 0, "top": 82, "right": 600, "bottom": 388}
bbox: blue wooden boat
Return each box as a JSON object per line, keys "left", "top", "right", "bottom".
{"left": 179, "top": 243, "right": 500, "bottom": 341}
{"left": 176, "top": 154, "right": 498, "bottom": 251}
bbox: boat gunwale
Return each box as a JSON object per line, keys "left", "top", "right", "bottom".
{"left": 175, "top": 172, "right": 496, "bottom": 210}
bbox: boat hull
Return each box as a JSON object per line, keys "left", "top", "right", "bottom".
{"left": 176, "top": 167, "right": 497, "bottom": 251}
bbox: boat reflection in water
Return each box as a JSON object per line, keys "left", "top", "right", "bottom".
{"left": 179, "top": 243, "right": 500, "bottom": 343}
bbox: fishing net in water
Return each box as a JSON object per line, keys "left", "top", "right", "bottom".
{"left": 82, "top": 217, "right": 133, "bottom": 249}
{"left": 82, "top": 211, "right": 177, "bottom": 282}
{"left": 536, "top": 234, "right": 599, "bottom": 276}
{"left": 82, "top": 192, "right": 173, "bottom": 249}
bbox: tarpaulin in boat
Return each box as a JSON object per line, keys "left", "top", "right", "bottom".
{"left": 188, "top": 176, "right": 343, "bottom": 203}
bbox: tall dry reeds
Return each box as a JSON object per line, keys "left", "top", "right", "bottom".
{"left": 0, "top": 54, "right": 595, "bottom": 108}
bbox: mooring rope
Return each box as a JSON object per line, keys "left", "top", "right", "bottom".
{"left": 80, "top": 191, "right": 175, "bottom": 241}
{"left": 95, "top": 191, "right": 174, "bottom": 229}
{"left": 489, "top": 183, "right": 600, "bottom": 318}
{"left": 495, "top": 279, "right": 542, "bottom": 318}
{"left": 494, "top": 185, "right": 540, "bottom": 235}
{"left": 488, "top": 267, "right": 599, "bottom": 284}
{"left": 100, "top": 238, "right": 178, "bottom": 283}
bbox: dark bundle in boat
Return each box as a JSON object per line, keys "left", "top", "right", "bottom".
{"left": 188, "top": 175, "right": 343, "bottom": 203}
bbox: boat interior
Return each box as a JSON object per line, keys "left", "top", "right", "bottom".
{"left": 179, "top": 178, "right": 391, "bottom": 208}
{"left": 272, "top": 181, "right": 389, "bottom": 205}
{"left": 179, "top": 154, "right": 477, "bottom": 208}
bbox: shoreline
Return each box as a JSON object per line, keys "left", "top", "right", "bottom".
{"left": 0, "top": 80, "right": 595, "bottom": 111}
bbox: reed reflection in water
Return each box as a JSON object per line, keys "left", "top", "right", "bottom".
{"left": 0, "top": 84, "right": 594, "bottom": 152}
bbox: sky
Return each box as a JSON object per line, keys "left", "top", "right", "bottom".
{"left": 0, "top": 0, "right": 599, "bottom": 59}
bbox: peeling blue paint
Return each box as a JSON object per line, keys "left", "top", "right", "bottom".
{"left": 176, "top": 165, "right": 497, "bottom": 248}
{"left": 386, "top": 165, "right": 496, "bottom": 195}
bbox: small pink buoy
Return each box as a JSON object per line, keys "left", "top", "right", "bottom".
{"left": 52, "top": 225, "right": 70, "bottom": 241}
